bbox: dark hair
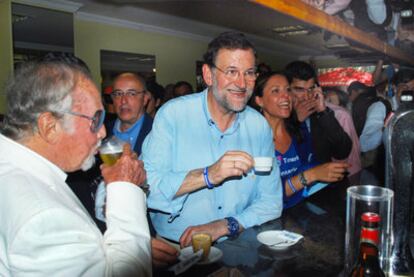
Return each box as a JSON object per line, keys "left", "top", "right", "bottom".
{"left": 173, "top": 81, "right": 193, "bottom": 96}
{"left": 250, "top": 71, "right": 277, "bottom": 111}
{"left": 284, "top": 61, "right": 317, "bottom": 83}
{"left": 324, "top": 87, "right": 349, "bottom": 108}
{"left": 252, "top": 71, "right": 303, "bottom": 142}
{"left": 253, "top": 71, "right": 285, "bottom": 98}
{"left": 203, "top": 31, "right": 256, "bottom": 66}
{"left": 347, "top": 81, "right": 368, "bottom": 93}
{"left": 146, "top": 80, "right": 165, "bottom": 101}
{"left": 257, "top": 62, "right": 272, "bottom": 75}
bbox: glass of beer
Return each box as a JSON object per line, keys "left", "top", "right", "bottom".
{"left": 99, "top": 136, "right": 125, "bottom": 166}
{"left": 191, "top": 233, "right": 212, "bottom": 261}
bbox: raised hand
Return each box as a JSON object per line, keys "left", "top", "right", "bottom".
{"left": 293, "top": 96, "right": 318, "bottom": 122}
{"left": 308, "top": 161, "right": 350, "bottom": 183}
{"left": 207, "top": 151, "right": 254, "bottom": 185}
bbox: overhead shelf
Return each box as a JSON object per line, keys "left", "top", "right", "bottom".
{"left": 251, "top": 0, "right": 414, "bottom": 66}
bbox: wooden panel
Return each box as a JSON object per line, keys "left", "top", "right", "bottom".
{"left": 251, "top": 0, "right": 414, "bottom": 65}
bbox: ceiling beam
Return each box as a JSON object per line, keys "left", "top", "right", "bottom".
{"left": 251, "top": 0, "right": 414, "bottom": 66}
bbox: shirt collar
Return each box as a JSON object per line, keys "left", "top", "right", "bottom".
{"left": 114, "top": 114, "right": 144, "bottom": 134}
{"left": 113, "top": 114, "right": 145, "bottom": 146}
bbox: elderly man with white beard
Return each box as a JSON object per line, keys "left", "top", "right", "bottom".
{"left": 0, "top": 60, "right": 151, "bottom": 276}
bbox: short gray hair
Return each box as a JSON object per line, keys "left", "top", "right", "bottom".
{"left": 1, "top": 61, "right": 94, "bottom": 140}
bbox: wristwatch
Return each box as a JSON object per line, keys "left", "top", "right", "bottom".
{"left": 299, "top": 172, "right": 308, "bottom": 187}
{"left": 225, "top": 217, "right": 239, "bottom": 238}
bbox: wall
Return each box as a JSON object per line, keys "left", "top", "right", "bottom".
{"left": 74, "top": 18, "right": 208, "bottom": 89}
{"left": 0, "top": 0, "right": 14, "bottom": 113}
{"left": 0, "top": 7, "right": 284, "bottom": 115}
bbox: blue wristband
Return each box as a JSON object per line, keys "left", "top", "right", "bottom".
{"left": 287, "top": 178, "right": 296, "bottom": 193}
{"left": 203, "top": 167, "right": 214, "bottom": 189}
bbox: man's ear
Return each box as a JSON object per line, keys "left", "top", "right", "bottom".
{"left": 202, "top": 64, "right": 213, "bottom": 87}
{"left": 37, "top": 112, "right": 62, "bottom": 144}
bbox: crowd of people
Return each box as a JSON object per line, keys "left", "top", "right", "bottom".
{"left": 1, "top": 30, "right": 414, "bottom": 276}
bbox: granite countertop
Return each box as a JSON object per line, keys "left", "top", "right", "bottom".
{"left": 156, "top": 171, "right": 377, "bottom": 277}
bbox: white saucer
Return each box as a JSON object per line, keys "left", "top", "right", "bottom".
{"left": 257, "top": 230, "right": 303, "bottom": 250}
{"left": 179, "top": 246, "right": 223, "bottom": 265}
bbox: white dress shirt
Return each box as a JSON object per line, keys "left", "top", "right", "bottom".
{"left": 0, "top": 134, "right": 151, "bottom": 276}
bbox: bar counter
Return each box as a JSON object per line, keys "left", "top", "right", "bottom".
{"left": 157, "top": 171, "right": 374, "bottom": 276}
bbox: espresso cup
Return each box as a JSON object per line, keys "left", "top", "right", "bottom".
{"left": 254, "top": 157, "right": 273, "bottom": 173}
{"left": 191, "top": 233, "right": 212, "bottom": 261}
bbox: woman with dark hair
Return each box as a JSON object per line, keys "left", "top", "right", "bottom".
{"left": 254, "top": 72, "right": 349, "bottom": 208}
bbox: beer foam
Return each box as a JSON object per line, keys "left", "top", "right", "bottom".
{"left": 99, "top": 145, "right": 122, "bottom": 154}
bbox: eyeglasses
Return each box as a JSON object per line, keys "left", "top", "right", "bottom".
{"left": 111, "top": 89, "right": 146, "bottom": 98}
{"left": 63, "top": 109, "right": 106, "bottom": 133}
{"left": 291, "top": 86, "right": 317, "bottom": 93}
{"left": 211, "top": 64, "right": 257, "bottom": 81}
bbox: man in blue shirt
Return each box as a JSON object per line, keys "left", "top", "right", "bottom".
{"left": 349, "top": 82, "right": 391, "bottom": 166}
{"left": 108, "top": 73, "right": 153, "bottom": 154}
{"left": 142, "top": 32, "right": 283, "bottom": 247}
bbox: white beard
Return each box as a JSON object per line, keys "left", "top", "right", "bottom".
{"left": 80, "top": 154, "right": 96, "bottom": 171}
{"left": 81, "top": 140, "right": 101, "bottom": 171}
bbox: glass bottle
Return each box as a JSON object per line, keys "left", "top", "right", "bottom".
{"left": 350, "top": 212, "right": 385, "bottom": 277}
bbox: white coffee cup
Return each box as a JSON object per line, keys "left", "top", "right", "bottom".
{"left": 254, "top": 157, "right": 273, "bottom": 173}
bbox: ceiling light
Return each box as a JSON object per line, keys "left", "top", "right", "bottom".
{"left": 278, "top": 30, "right": 309, "bottom": 37}
{"left": 272, "top": 25, "right": 304, "bottom": 32}
{"left": 401, "top": 9, "right": 413, "bottom": 18}
{"left": 272, "top": 25, "right": 310, "bottom": 36}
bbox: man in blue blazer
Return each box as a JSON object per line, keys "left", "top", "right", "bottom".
{"left": 107, "top": 73, "right": 153, "bottom": 155}
{"left": 105, "top": 73, "right": 179, "bottom": 268}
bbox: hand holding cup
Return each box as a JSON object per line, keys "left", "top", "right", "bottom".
{"left": 207, "top": 151, "right": 254, "bottom": 185}
{"left": 191, "top": 233, "right": 212, "bottom": 261}
{"left": 253, "top": 157, "right": 273, "bottom": 173}
{"left": 101, "top": 143, "right": 146, "bottom": 187}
